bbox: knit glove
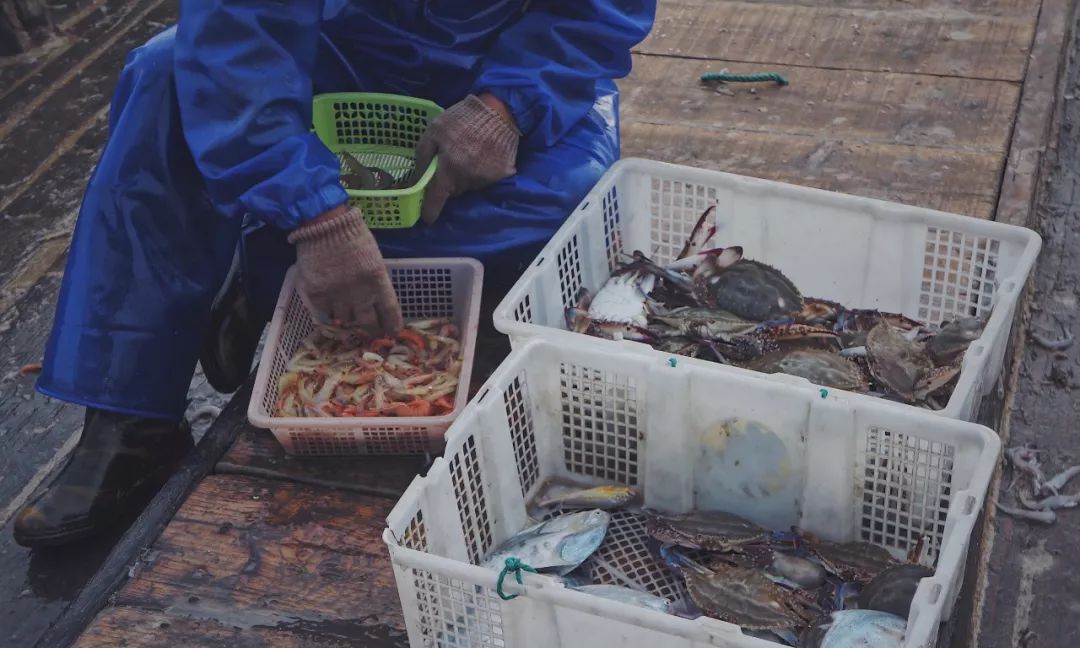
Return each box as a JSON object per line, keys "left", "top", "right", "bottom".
{"left": 414, "top": 94, "right": 521, "bottom": 224}
{"left": 287, "top": 207, "right": 403, "bottom": 334}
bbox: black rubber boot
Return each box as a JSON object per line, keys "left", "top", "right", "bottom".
{"left": 199, "top": 263, "right": 268, "bottom": 394}
{"left": 13, "top": 409, "right": 193, "bottom": 548}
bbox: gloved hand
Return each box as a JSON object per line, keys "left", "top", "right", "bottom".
{"left": 415, "top": 93, "right": 521, "bottom": 224}
{"left": 287, "top": 206, "right": 403, "bottom": 334}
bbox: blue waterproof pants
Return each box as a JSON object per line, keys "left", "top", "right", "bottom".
{"left": 37, "top": 27, "right": 620, "bottom": 420}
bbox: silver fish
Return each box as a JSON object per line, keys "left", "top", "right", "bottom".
{"left": 537, "top": 485, "right": 641, "bottom": 510}
{"left": 572, "top": 585, "right": 673, "bottom": 614}
{"left": 801, "top": 610, "right": 906, "bottom": 648}
{"left": 481, "top": 510, "right": 610, "bottom": 575}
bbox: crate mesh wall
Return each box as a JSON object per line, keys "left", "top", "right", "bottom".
{"left": 411, "top": 570, "right": 506, "bottom": 648}
{"left": 450, "top": 436, "right": 493, "bottom": 565}
{"left": 391, "top": 266, "right": 456, "bottom": 320}
{"left": 859, "top": 427, "right": 955, "bottom": 561}
{"left": 602, "top": 185, "right": 623, "bottom": 271}
{"left": 329, "top": 99, "right": 432, "bottom": 148}
{"left": 919, "top": 227, "right": 1001, "bottom": 325}
{"left": 512, "top": 293, "right": 533, "bottom": 325}
{"left": 556, "top": 234, "right": 583, "bottom": 312}
{"left": 586, "top": 511, "right": 689, "bottom": 604}
{"left": 558, "top": 363, "right": 641, "bottom": 485}
{"left": 504, "top": 372, "right": 540, "bottom": 497}
{"left": 648, "top": 178, "right": 719, "bottom": 265}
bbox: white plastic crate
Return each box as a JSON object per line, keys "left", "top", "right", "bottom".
{"left": 383, "top": 337, "right": 1000, "bottom": 648}
{"left": 248, "top": 257, "right": 483, "bottom": 455}
{"left": 493, "top": 158, "right": 1041, "bottom": 421}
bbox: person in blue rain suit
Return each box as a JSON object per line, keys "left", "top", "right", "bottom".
{"left": 12, "top": 1, "right": 656, "bottom": 547}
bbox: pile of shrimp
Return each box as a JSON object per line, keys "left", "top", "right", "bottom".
{"left": 274, "top": 318, "right": 462, "bottom": 418}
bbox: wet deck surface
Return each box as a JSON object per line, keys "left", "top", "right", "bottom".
{"left": 0, "top": 0, "right": 1073, "bottom": 646}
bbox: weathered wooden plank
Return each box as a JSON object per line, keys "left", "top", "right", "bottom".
{"left": 105, "top": 475, "right": 405, "bottom": 637}
{"left": 621, "top": 121, "right": 1003, "bottom": 218}
{"left": 75, "top": 605, "right": 408, "bottom": 648}
{"left": 995, "top": 0, "right": 1073, "bottom": 228}
{"left": 622, "top": 55, "right": 1021, "bottom": 152}
{"left": 217, "top": 426, "right": 428, "bottom": 497}
{"left": 0, "top": 0, "right": 177, "bottom": 264}
{"left": 0, "top": 0, "right": 165, "bottom": 131}
{"left": 734, "top": 0, "right": 1038, "bottom": 17}
{"left": 637, "top": 0, "right": 1036, "bottom": 80}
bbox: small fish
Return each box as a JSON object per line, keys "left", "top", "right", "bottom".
{"left": 1033, "top": 492, "right": 1080, "bottom": 510}
{"left": 1043, "top": 465, "right": 1080, "bottom": 495}
{"left": 572, "top": 585, "right": 673, "bottom": 614}
{"left": 481, "top": 510, "right": 610, "bottom": 575}
{"left": 537, "top": 485, "right": 641, "bottom": 510}
{"left": 996, "top": 502, "right": 1056, "bottom": 524}
{"left": 799, "top": 610, "right": 906, "bottom": 648}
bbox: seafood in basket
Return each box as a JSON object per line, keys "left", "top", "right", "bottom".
{"left": 478, "top": 481, "right": 933, "bottom": 647}
{"left": 570, "top": 206, "right": 986, "bottom": 410}
{"left": 338, "top": 152, "right": 416, "bottom": 191}
{"left": 274, "top": 318, "right": 462, "bottom": 418}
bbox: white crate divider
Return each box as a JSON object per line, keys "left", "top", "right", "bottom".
{"left": 494, "top": 158, "right": 1041, "bottom": 421}
{"left": 248, "top": 258, "right": 483, "bottom": 455}
{"left": 384, "top": 337, "right": 1000, "bottom": 648}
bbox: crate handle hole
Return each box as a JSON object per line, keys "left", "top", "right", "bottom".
{"left": 964, "top": 494, "right": 977, "bottom": 516}
{"left": 534, "top": 256, "right": 546, "bottom": 268}
{"left": 579, "top": 201, "right": 590, "bottom": 211}
{"left": 475, "top": 388, "right": 490, "bottom": 403}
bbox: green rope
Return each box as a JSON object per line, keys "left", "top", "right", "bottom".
{"left": 496, "top": 557, "right": 537, "bottom": 601}
{"left": 700, "top": 72, "right": 789, "bottom": 86}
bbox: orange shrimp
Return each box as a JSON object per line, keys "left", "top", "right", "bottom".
{"left": 18, "top": 362, "right": 43, "bottom": 375}
{"left": 369, "top": 337, "right": 396, "bottom": 353}
{"left": 433, "top": 395, "right": 455, "bottom": 415}
{"left": 397, "top": 329, "right": 427, "bottom": 352}
{"left": 390, "top": 399, "right": 433, "bottom": 417}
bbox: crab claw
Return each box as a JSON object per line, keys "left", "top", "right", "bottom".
{"left": 913, "top": 365, "right": 960, "bottom": 400}
{"left": 667, "top": 245, "right": 743, "bottom": 272}
{"left": 677, "top": 205, "right": 717, "bottom": 260}
{"left": 591, "top": 321, "right": 658, "bottom": 343}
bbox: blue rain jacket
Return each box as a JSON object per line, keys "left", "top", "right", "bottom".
{"left": 37, "top": 0, "right": 656, "bottom": 420}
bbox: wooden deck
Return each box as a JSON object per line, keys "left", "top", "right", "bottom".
{"left": 0, "top": 0, "right": 1074, "bottom": 646}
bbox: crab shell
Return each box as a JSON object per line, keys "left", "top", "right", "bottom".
{"left": 865, "top": 323, "right": 934, "bottom": 403}
{"left": 693, "top": 258, "right": 804, "bottom": 322}
{"left": 800, "top": 534, "right": 898, "bottom": 583}
{"left": 683, "top": 561, "right": 815, "bottom": 630}
{"left": 644, "top": 510, "right": 767, "bottom": 552}
{"left": 744, "top": 348, "right": 869, "bottom": 392}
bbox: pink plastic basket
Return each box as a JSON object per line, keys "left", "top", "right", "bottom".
{"left": 248, "top": 258, "right": 483, "bottom": 455}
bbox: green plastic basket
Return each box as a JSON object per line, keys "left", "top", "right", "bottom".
{"left": 312, "top": 92, "right": 444, "bottom": 229}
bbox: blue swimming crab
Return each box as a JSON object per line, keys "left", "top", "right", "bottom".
{"left": 865, "top": 322, "right": 961, "bottom": 405}
{"left": 643, "top": 509, "right": 768, "bottom": 552}
{"left": 793, "top": 528, "right": 899, "bottom": 583}
{"left": 661, "top": 545, "right": 821, "bottom": 631}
